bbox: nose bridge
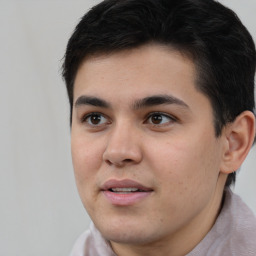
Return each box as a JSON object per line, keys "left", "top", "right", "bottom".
{"left": 103, "top": 118, "right": 142, "bottom": 166}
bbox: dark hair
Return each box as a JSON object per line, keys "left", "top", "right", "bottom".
{"left": 62, "top": 0, "right": 256, "bottom": 186}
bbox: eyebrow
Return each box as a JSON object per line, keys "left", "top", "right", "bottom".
{"left": 74, "top": 94, "right": 189, "bottom": 110}
{"left": 133, "top": 94, "right": 189, "bottom": 110}
{"left": 74, "top": 96, "right": 110, "bottom": 108}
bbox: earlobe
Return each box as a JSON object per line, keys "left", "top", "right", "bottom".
{"left": 220, "top": 111, "right": 255, "bottom": 174}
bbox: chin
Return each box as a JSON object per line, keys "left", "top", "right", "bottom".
{"left": 95, "top": 219, "right": 160, "bottom": 245}
{"left": 104, "top": 231, "right": 155, "bottom": 245}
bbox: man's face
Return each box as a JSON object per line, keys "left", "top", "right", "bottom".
{"left": 71, "top": 44, "right": 226, "bottom": 246}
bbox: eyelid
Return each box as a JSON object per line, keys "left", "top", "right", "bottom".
{"left": 80, "top": 111, "right": 177, "bottom": 128}
{"left": 145, "top": 112, "right": 177, "bottom": 125}
{"left": 81, "top": 112, "right": 110, "bottom": 126}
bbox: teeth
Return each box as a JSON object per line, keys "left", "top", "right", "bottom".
{"left": 112, "top": 188, "right": 139, "bottom": 192}
{"left": 111, "top": 188, "right": 139, "bottom": 193}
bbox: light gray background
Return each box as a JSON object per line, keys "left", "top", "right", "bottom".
{"left": 0, "top": 1, "right": 255, "bottom": 255}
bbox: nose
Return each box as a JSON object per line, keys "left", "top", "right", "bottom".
{"left": 102, "top": 122, "right": 143, "bottom": 167}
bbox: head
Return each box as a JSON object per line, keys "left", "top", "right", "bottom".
{"left": 63, "top": 1, "right": 256, "bottom": 254}
{"left": 63, "top": 0, "right": 255, "bottom": 187}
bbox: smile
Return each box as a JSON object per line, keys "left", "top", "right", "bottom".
{"left": 110, "top": 188, "right": 145, "bottom": 193}
{"left": 101, "top": 179, "right": 153, "bottom": 205}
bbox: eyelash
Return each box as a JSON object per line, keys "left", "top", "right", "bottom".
{"left": 81, "top": 112, "right": 110, "bottom": 126}
{"left": 145, "top": 112, "right": 177, "bottom": 126}
{"left": 81, "top": 112, "right": 177, "bottom": 128}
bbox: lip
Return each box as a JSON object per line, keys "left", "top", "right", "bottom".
{"left": 101, "top": 179, "right": 153, "bottom": 191}
{"left": 101, "top": 179, "right": 153, "bottom": 206}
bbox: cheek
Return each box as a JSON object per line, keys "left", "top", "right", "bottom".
{"left": 71, "top": 135, "right": 104, "bottom": 185}
{"left": 71, "top": 135, "right": 106, "bottom": 212}
{"left": 145, "top": 138, "right": 221, "bottom": 224}
{"left": 146, "top": 136, "right": 220, "bottom": 194}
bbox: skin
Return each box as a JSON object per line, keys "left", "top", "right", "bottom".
{"left": 71, "top": 44, "right": 254, "bottom": 256}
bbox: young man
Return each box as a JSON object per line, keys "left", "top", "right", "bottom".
{"left": 62, "top": 0, "right": 256, "bottom": 255}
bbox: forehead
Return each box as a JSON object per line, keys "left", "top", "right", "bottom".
{"left": 75, "top": 45, "right": 192, "bottom": 90}
{"left": 73, "top": 44, "right": 211, "bottom": 113}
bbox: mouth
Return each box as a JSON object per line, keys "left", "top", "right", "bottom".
{"left": 109, "top": 188, "right": 146, "bottom": 194}
{"left": 101, "top": 179, "right": 153, "bottom": 193}
{"left": 101, "top": 179, "right": 153, "bottom": 206}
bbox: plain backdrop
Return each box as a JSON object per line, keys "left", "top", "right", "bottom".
{"left": 0, "top": 1, "right": 255, "bottom": 255}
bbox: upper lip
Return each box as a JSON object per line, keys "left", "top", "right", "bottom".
{"left": 101, "top": 179, "right": 153, "bottom": 192}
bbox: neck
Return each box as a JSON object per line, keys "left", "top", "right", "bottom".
{"left": 110, "top": 174, "right": 227, "bottom": 256}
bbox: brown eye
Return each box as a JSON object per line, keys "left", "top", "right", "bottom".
{"left": 151, "top": 114, "right": 163, "bottom": 124}
{"left": 147, "top": 113, "right": 175, "bottom": 125}
{"left": 90, "top": 114, "right": 102, "bottom": 125}
{"left": 84, "top": 113, "right": 108, "bottom": 126}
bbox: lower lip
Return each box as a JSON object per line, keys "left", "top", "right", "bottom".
{"left": 102, "top": 191, "right": 152, "bottom": 206}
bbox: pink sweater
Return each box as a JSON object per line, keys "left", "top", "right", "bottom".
{"left": 70, "top": 189, "right": 256, "bottom": 256}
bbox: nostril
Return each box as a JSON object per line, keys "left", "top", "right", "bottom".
{"left": 124, "top": 159, "right": 133, "bottom": 163}
{"left": 104, "top": 158, "right": 133, "bottom": 167}
{"left": 105, "top": 160, "right": 113, "bottom": 165}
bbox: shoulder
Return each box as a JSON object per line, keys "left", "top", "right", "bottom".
{"left": 69, "top": 228, "right": 92, "bottom": 256}
{"left": 188, "top": 189, "right": 256, "bottom": 256}
{"left": 225, "top": 189, "right": 256, "bottom": 254}
{"left": 69, "top": 223, "right": 116, "bottom": 256}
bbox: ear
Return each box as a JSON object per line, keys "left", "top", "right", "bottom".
{"left": 220, "top": 111, "right": 255, "bottom": 174}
